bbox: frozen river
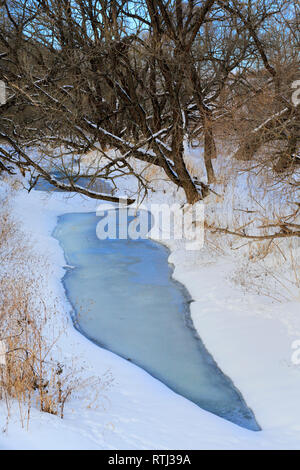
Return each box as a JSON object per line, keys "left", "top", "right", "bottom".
{"left": 53, "top": 211, "right": 259, "bottom": 431}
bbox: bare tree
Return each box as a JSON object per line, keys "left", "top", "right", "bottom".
{"left": 0, "top": 0, "right": 298, "bottom": 215}
{"left": 218, "top": 0, "right": 299, "bottom": 170}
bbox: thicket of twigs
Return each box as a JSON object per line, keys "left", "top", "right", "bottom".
{"left": 0, "top": 0, "right": 299, "bottom": 217}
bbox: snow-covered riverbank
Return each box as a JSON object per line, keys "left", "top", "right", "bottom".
{"left": 0, "top": 182, "right": 300, "bottom": 449}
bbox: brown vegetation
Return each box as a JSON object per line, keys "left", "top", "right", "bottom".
{"left": 0, "top": 189, "right": 105, "bottom": 428}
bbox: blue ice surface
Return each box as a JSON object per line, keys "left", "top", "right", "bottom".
{"left": 34, "top": 170, "right": 112, "bottom": 194}
{"left": 53, "top": 211, "right": 260, "bottom": 431}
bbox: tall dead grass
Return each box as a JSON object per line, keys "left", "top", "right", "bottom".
{"left": 0, "top": 187, "right": 107, "bottom": 430}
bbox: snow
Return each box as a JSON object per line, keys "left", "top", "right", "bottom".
{"left": 0, "top": 167, "right": 300, "bottom": 449}
{"left": 171, "top": 254, "right": 300, "bottom": 433}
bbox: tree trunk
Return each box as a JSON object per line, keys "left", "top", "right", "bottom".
{"left": 204, "top": 116, "right": 216, "bottom": 184}
{"left": 172, "top": 108, "right": 201, "bottom": 204}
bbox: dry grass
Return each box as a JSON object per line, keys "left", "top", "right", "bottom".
{"left": 182, "top": 146, "right": 300, "bottom": 301}
{"left": 142, "top": 162, "right": 168, "bottom": 186}
{"left": 0, "top": 186, "right": 108, "bottom": 430}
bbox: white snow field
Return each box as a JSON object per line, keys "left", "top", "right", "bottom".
{"left": 0, "top": 173, "right": 300, "bottom": 450}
